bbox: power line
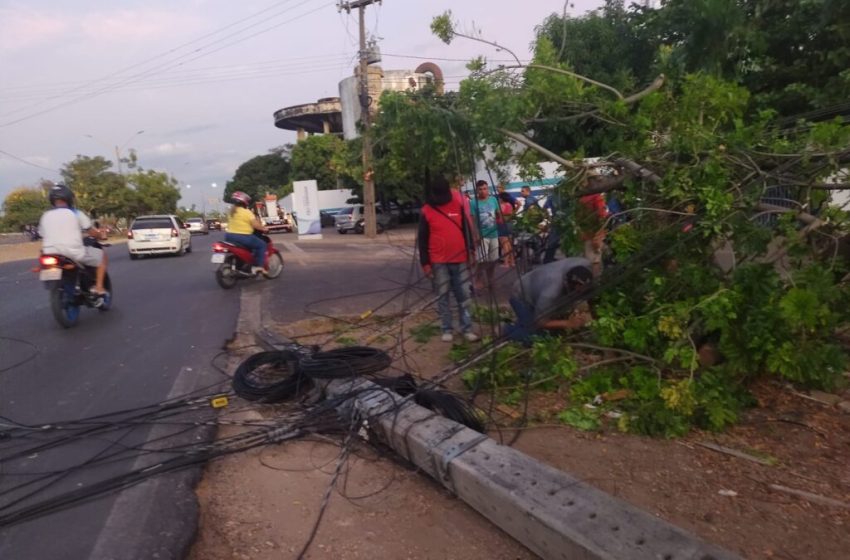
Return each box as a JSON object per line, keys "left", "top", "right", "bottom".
{"left": 0, "top": 0, "right": 334, "bottom": 128}
{"left": 0, "top": 150, "right": 60, "bottom": 173}
{"left": 0, "top": 51, "right": 507, "bottom": 103}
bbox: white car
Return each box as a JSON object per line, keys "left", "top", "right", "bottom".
{"left": 127, "top": 215, "right": 192, "bottom": 259}
{"left": 185, "top": 217, "right": 209, "bottom": 235}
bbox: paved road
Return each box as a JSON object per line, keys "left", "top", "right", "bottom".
{"left": 0, "top": 226, "right": 428, "bottom": 559}
{"left": 265, "top": 228, "right": 426, "bottom": 324}
{"left": 0, "top": 232, "right": 239, "bottom": 560}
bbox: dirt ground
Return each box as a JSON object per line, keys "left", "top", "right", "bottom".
{"left": 190, "top": 309, "right": 850, "bottom": 560}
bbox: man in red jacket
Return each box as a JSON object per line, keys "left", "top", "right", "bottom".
{"left": 418, "top": 175, "right": 480, "bottom": 343}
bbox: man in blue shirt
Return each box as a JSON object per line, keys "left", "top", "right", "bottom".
{"left": 470, "top": 180, "right": 500, "bottom": 293}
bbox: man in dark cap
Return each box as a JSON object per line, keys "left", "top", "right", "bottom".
{"left": 418, "top": 175, "right": 479, "bottom": 343}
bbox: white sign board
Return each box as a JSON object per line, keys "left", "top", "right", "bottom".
{"left": 292, "top": 180, "right": 322, "bottom": 238}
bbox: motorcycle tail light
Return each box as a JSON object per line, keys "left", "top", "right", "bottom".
{"left": 127, "top": 230, "right": 134, "bottom": 239}
{"left": 171, "top": 228, "right": 178, "bottom": 237}
{"left": 40, "top": 256, "right": 59, "bottom": 267}
{"left": 212, "top": 243, "right": 227, "bottom": 253}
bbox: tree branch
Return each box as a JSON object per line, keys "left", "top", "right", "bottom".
{"left": 482, "top": 63, "right": 624, "bottom": 99}
{"left": 555, "top": 75, "right": 666, "bottom": 123}
{"left": 497, "top": 128, "right": 576, "bottom": 169}
{"left": 451, "top": 31, "right": 523, "bottom": 66}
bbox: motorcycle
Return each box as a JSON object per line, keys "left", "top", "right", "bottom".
{"left": 211, "top": 233, "right": 284, "bottom": 289}
{"left": 38, "top": 237, "right": 112, "bottom": 328}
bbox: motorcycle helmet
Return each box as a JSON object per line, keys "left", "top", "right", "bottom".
{"left": 231, "top": 191, "right": 251, "bottom": 207}
{"left": 48, "top": 183, "right": 75, "bottom": 207}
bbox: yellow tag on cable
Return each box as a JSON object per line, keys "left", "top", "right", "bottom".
{"left": 210, "top": 396, "right": 229, "bottom": 409}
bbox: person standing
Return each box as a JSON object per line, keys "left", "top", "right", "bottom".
{"left": 519, "top": 185, "right": 538, "bottom": 212}
{"left": 497, "top": 191, "right": 516, "bottom": 267}
{"left": 419, "top": 176, "right": 479, "bottom": 343}
{"left": 576, "top": 174, "right": 609, "bottom": 277}
{"left": 470, "top": 180, "right": 500, "bottom": 292}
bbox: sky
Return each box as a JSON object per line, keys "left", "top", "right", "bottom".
{"left": 0, "top": 0, "right": 604, "bottom": 211}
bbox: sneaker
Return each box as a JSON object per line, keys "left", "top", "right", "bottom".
{"left": 90, "top": 291, "right": 107, "bottom": 308}
{"left": 463, "top": 332, "right": 479, "bottom": 342}
{"left": 251, "top": 266, "right": 264, "bottom": 275}
{"left": 441, "top": 332, "right": 454, "bottom": 343}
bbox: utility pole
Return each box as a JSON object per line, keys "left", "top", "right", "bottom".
{"left": 339, "top": 0, "right": 380, "bottom": 238}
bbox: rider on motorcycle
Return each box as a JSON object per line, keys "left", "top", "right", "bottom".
{"left": 225, "top": 191, "right": 268, "bottom": 274}
{"left": 38, "top": 183, "right": 109, "bottom": 298}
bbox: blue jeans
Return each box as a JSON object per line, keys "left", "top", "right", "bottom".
{"left": 505, "top": 295, "right": 535, "bottom": 344}
{"left": 433, "top": 263, "right": 472, "bottom": 334}
{"left": 225, "top": 232, "right": 266, "bottom": 267}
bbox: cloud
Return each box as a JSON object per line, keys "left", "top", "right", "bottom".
{"left": 0, "top": 7, "right": 204, "bottom": 52}
{"left": 0, "top": 9, "right": 69, "bottom": 52}
{"left": 80, "top": 10, "right": 203, "bottom": 42}
{"left": 145, "top": 142, "right": 193, "bottom": 156}
{"left": 166, "top": 123, "right": 219, "bottom": 136}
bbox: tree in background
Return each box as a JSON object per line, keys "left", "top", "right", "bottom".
{"left": 290, "top": 135, "right": 348, "bottom": 191}
{"left": 536, "top": 0, "right": 850, "bottom": 119}
{"left": 224, "top": 145, "right": 292, "bottom": 204}
{"left": 1, "top": 186, "right": 48, "bottom": 231}
{"left": 128, "top": 169, "right": 181, "bottom": 215}
{"left": 60, "top": 156, "right": 128, "bottom": 218}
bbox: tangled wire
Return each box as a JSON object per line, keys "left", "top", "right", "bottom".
{"left": 232, "top": 347, "right": 484, "bottom": 432}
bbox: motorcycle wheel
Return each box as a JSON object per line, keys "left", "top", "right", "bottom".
{"left": 216, "top": 263, "right": 238, "bottom": 289}
{"left": 50, "top": 286, "right": 80, "bottom": 328}
{"left": 263, "top": 253, "right": 284, "bottom": 279}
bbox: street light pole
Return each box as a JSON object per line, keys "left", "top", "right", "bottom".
{"left": 84, "top": 130, "right": 144, "bottom": 175}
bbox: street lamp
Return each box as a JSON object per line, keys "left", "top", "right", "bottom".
{"left": 83, "top": 130, "right": 144, "bottom": 175}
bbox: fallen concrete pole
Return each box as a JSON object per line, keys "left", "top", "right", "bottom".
{"left": 255, "top": 330, "right": 740, "bottom": 560}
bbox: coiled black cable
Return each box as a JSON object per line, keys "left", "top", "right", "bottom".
{"left": 231, "top": 351, "right": 310, "bottom": 402}
{"left": 298, "top": 346, "right": 392, "bottom": 379}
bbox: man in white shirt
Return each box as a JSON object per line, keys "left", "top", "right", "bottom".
{"left": 39, "top": 184, "right": 109, "bottom": 296}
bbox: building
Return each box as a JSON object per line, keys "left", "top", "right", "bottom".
{"left": 274, "top": 47, "right": 443, "bottom": 141}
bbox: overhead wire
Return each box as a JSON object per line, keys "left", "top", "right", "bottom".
{"left": 0, "top": 0, "right": 335, "bottom": 127}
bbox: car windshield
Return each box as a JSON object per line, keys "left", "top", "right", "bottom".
{"left": 187, "top": 218, "right": 202, "bottom": 223}
{"left": 132, "top": 218, "right": 173, "bottom": 230}
{"left": 337, "top": 207, "right": 354, "bottom": 215}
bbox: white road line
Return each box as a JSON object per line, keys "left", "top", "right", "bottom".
{"left": 281, "top": 241, "right": 307, "bottom": 266}
{"left": 88, "top": 365, "right": 199, "bottom": 560}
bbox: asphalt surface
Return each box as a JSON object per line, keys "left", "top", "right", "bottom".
{"left": 0, "top": 232, "right": 239, "bottom": 560}
{"left": 263, "top": 226, "right": 426, "bottom": 325}
{"left": 0, "top": 225, "right": 427, "bottom": 560}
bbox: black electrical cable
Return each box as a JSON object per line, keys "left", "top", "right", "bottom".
{"left": 298, "top": 346, "right": 392, "bottom": 379}
{"left": 231, "top": 350, "right": 310, "bottom": 402}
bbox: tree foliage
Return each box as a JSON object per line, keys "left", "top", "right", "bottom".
{"left": 60, "top": 156, "right": 128, "bottom": 217}
{"left": 1, "top": 187, "right": 48, "bottom": 230}
{"left": 420, "top": 3, "right": 850, "bottom": 436}
{"left": 224, "top": 146, "right": 293, "bottom": 203}
{"left": 58, "top": 154, "right": 180, "bottom": 222}
{"left": 129, "top": 170, "right": 181, "bottom": 215}
{"left": 290, "top": 135, "right": 348, "bottom": 191}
